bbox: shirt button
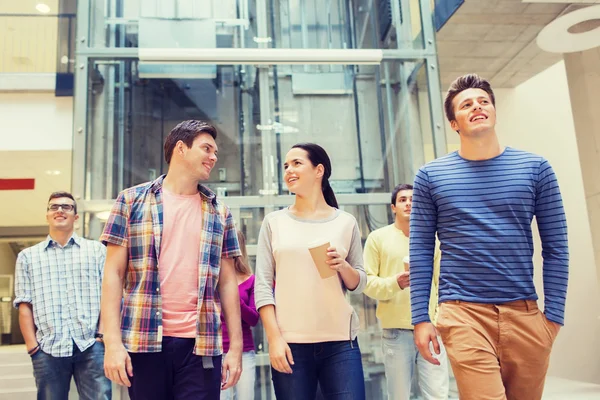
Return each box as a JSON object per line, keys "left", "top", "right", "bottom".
{"left": 156, "top": 288, "right": 160, "bottom": 292}
{"left": 156, "top": 312, "right": 160, "bottom": 316}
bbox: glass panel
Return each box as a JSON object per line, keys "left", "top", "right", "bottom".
{"left": 85, "top": 60, "right": 264, "bottom": 202}
{"left": 86, "top": 0, "right": 425, "bottom": 50}
{"left": 414, "top": 61, "right": 441, "bottom": 163}
{"left": 84, "top": 59, "right": 433, "bottom": 199}
{"left": 82, "top": 59, "right": 438, "bottom": 398}
{"left": 272, "top": 61, "right": 429, "bottom": 194}
{"left": 381, "top": 0, "right": 426, "bottom": 51}
{"left": 56, "top": 15, "right": 76, "bottom": 74}
{"left": 409, "top": 0, "right": 425, "bottom": 49}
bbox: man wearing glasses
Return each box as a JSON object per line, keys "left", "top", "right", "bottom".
{"left": 13, "top": 191, "right": 111, "bottom": 400}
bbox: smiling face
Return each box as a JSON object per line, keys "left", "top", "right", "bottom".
{"left": 450, "top": 88, "right": 497, "bottom": 137}
{"left": 179, "top": 133, "right": 218, "bottom": 181}
{"left": 283, "top": 147, "right": 324, "bottom": 195}
{"left": 46, "top": 197, "right": 78, "bottom": 232}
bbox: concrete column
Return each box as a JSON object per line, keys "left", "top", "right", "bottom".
{"left": 563, "top": 46, "right": 600, "bottom": 280}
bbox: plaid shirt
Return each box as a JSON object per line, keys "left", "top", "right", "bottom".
{"left": 13, "top": 234, "right": 105, "bottom": 357}
{"left": 100, "top": 175, "right": 241, "bottom": 355}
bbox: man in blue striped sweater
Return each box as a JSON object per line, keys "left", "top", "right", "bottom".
{"left": 409, "top": 74, "right": 569, "bottom": 400}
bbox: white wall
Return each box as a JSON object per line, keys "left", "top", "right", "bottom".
{"left": 0, "top": 93, "right": 73, "bottom": 226}
{"left": 442, "top": 61, "right": 600, "bottom": 384}
{"left": 0, "top": 93, "right": 73, "bottom": 151}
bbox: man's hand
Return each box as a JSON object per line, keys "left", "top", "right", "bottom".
{"left": 396, "top": 271, "right": 410, "bottom": 289}
{"left": 545, "top": 316, "right": 562, "bottom": 337}
{"left": 414, "top": 322, "right": 441, "bottom": 365}
{"left": 221, "top": 348, "right": 242, "bottom": 390}
{"left": 104, "top": 342, "right": 133, "bottom": 387}
{"left": 27, "top": 343, "right": 40, "bottom": 356}
{"left": 269, "top": 335, "right": 294, "bottom": 374}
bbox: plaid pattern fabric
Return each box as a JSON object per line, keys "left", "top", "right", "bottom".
{"left": 100, "top": 175, "right": 241, "bottom": 355}
{"left": 13, "top": 234, "right": 106, "bottom": 357}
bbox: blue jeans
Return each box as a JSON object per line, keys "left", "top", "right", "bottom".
{"left": 221, "top": 350, "right": 256, "bottom": 400}
{"left": 382, "top": 329, "right": 449, "bottom": 400}
{"left": 31, "top": 341, "right": 111, "bottom": 400}
{"left": 271, "top": 339, "right": 365, "bottom": 400}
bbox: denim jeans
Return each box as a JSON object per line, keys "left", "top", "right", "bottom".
{"left": 31, "top": 341, "right": 111, "bottom": 400}
{"left": 382, "top": 329, "right": 449, "bottom": 400}
{"left": 271, "top": 339, "right": 365, "bottom": 400}
{"left": 221, "top": 350, "right": 256, "bottom": 400}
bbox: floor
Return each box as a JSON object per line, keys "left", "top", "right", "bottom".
{"left": 1, "top": 345, "right": 600, "bottom": 399}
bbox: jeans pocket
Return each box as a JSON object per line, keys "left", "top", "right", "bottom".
{"left": 382, "top": 329, "right": 399, "bottom": 340}
{"left": 30, "top": 349, "right": 43, "bottom": 360}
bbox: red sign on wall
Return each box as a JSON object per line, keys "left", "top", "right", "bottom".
{"left": 0, "top": 179, "right": 35, "bottom": 190}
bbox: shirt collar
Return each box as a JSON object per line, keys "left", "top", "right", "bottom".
{"left": 150, "top": 174, "right": 217, "bottom": 205}
{"left": 44, "top": 232, "right": 81, "bottom": 249}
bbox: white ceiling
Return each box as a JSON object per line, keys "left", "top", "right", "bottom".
{"left": 435, "top": 0, "right": 594, "bottom": 88}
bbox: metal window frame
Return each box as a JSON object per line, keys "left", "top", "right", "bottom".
{"left": 73, "top": 0, "right": 446, "bottom": 221}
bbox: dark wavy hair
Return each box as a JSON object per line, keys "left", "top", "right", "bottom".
{"left": 163, "top": 120, "right": 217, "bottom": 164}
{"left": 444, "top": 74, "right": 495, "bottom": 122}
{"left": 291, "top": 143, "right": 338, "bottom": 208}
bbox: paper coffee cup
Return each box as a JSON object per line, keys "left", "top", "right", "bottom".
{"left": 403, "top": 255, "right": 410, "bottom": 272}
{"left": 308, "top": 240, "right": 336, "bottom": 279}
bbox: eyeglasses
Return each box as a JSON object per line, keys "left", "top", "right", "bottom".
{"left": 47, "top": 204, "right": 75, "bottom": 212}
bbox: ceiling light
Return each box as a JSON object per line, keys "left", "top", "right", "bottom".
{"left": 537, "top": 5, "right": 600, "bottom": 53}
{"left": 36, "top": 3, "right": 51, "bottom": 13}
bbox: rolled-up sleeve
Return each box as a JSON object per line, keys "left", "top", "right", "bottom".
{"left": 13, "top": 251, "right": 32, "bottom": 308}
{"left": 254, "top": 215, "right": 276, "bottom": 310}
{"left": 100, "top": 192, "right": 130, "bottom": 247}
{"left": 221, "top": 207, "right": 242, "bottom": 259}
{"left": 346, "top": 221, "right": 366, "bottom": 293}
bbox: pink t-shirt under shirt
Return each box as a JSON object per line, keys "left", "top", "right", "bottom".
{"left": 158, "top": 188, "right": 202, "bottom": 338}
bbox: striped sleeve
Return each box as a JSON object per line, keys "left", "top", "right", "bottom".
{"left": 410, "top": 167, "right": 438, "bottom": 325}
{"left": 536, "top": 159, "right": 569, "bottom": 325}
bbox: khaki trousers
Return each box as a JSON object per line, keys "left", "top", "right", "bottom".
{"left": 436, "top": 300, "right": 558, "bottom": 400}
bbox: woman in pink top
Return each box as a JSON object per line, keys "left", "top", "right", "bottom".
{"left": 255, "top": 143, "right": 367, "bottom": 400}
{"left": 221, "top": 230, "right": 259, "bottom": 400}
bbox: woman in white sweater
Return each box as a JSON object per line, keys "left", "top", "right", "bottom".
{"left": 255, "top": 143, "right": 367, "bottom": 400}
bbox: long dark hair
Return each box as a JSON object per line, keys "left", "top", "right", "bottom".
{"left": 234, "top": 229, "right": 252, "bottom": 277}
{"left": 291, "top": 143, "right": 339, "bottom": 208}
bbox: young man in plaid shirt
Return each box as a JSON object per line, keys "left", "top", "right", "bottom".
{"left": 100, "top": 120, "right": 243, "bottom": 399}
{"left": 14, "top": 191, "right": 111, "bottom": 399}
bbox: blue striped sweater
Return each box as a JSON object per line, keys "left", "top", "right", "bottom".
{"left": 409, "top": 147, "right": 569, "bottom": 325}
